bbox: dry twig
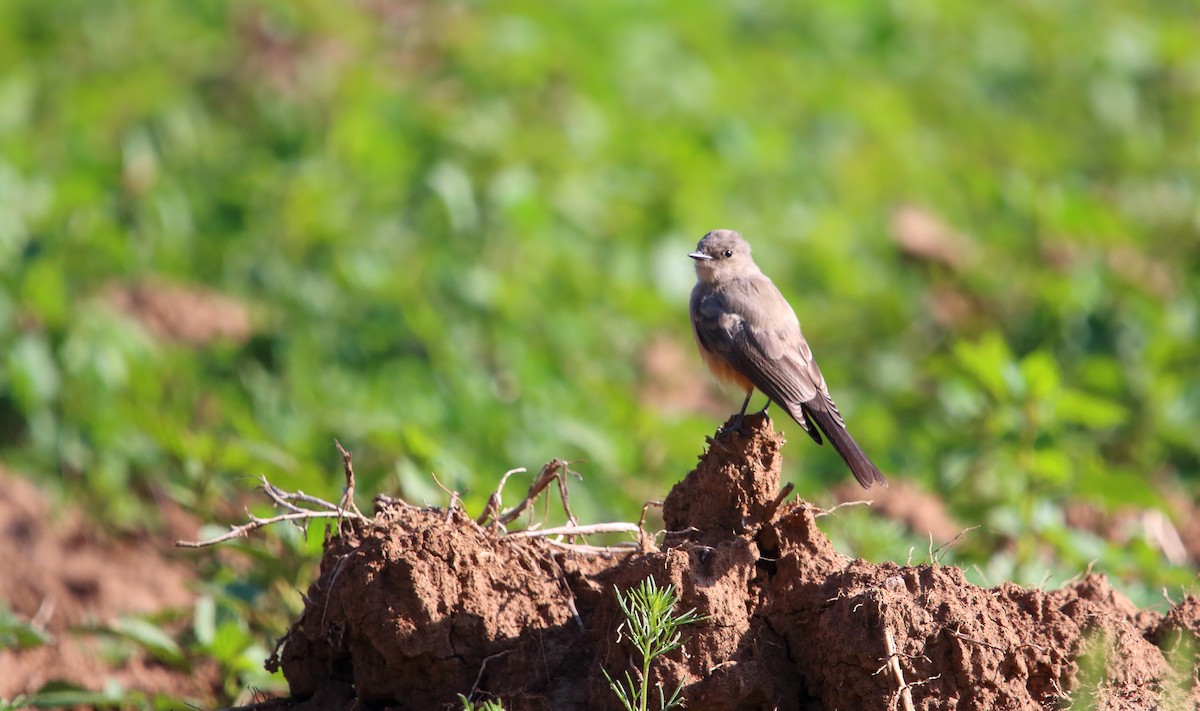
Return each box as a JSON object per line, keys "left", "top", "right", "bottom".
{"left": 945, "top": 627, "right": 1005, "bottom": 652}
{"left": 637, "top": 500, "right": 662, "bottom": 551}
{"left": 506, "top": 522, "right": 641, "bottom": 539}
{"left": 762, "top": 482, "right": 795, "bottom": 523}
{"left": 179, "top": 452, "right": 641, "bottom": 556}
{"left": 814, "top": 499, "right": 873, "bottom": 518}
{"left": 466, "top": 650, "right": 511, "bottom": 703}
{"left": 477, "top": 467, "right": 526, "bottom": 527}
{"left": 176, "top": 447, "right": 373, "bottom": 548}
{"left": 540, "top": 540, "right": 639, "bottom": 554}
{"left": 335, "top": 439, "right": 365, "bottom": 520}
{"left": 496, "top": 459, "right": 582, "bottom": 527}
{"left": 928, "top": 525, "right": 980, "bottom": 564}
{"left": 883, "top": 626, "right": 916, "bottom": 711}
{"left": 176, "top": 507, "right": 367, "bottom": 548}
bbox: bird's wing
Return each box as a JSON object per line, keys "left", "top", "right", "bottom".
{"left": 691, "top": 276, "right": 829, "bottom": 415}
{"left": 692, "top": 274, "right": 880, "bottom": 487}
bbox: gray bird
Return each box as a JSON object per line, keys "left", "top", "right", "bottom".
{"left": 689, "top": 229, "right": 887, "bottom": 488}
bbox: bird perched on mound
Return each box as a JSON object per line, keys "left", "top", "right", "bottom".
{"left": 688, "top": 229, "right": 886, "bottom": 489}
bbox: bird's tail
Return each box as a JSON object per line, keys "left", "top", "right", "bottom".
{"left": 806, "top": 407, "right": 887, "bottom": 489}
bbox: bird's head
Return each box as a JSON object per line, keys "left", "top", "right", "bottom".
{"left": 688, "top": 229, "right": 757, "bottom": 283}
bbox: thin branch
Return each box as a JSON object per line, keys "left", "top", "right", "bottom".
{"left": 262, "top": 479, "right": 307, "bottom": 514}
{"left": 541, "top": 539, "right": 640, "bottom": 554}
{"left": 506, "top": 522, "right": 640, "bottom": 539}
{"left": 321, "top": 550, "right": 362, "bottom": 628}
{"left": 263, "top": 479, "right": 348, "bottom": 513}
{"left": 549, "top": 555, "right": 583, "bottom": 627}
{"left": 945, "top": 626, "right": 1046, "bottom": 653}
{"left": 638, "top": 500, "right": 661, "bottom": 530}
{"left": 176, "top": 453, "right": 372, "bottom": 548}
{"left": 638, "top": 500, "right": 662, "bottom": 551}
{"left": 466, "top": 650, "right": 511, "bottom": 701}
{"left": 477, "top": 467, "right": 526, "bottom": 527}
{"left": 814, "top": 500, "right": 873, "bottom": 518}
{"left": 883, "top": 626, "right": 916, "bottom": 711}
{"left": 762, "top": 482, "right": 794, "bottom": 523}
{"left": 335, "top": 439, "right": 365, "bottom": 520}
{"left": 498, "top": 459, "right": 579, "bottom": 526}
{"left": 477, "top": 493, "right": 501, "bottom": 528}
{"left": 176, "top": 510, "right": 360, "bottom": 548}
{"left": 429, "top": 471, "right": 463, "bottom": 523}
{"left": 929, "top": 525, "right": 980, "bottom": 564}
{"left": 554, "top": 459, "right": 583, "bottom": 530}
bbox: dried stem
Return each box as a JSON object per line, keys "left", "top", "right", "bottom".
{"left": 638, "top": 500, "right": 662, "bottom": 551}
{"left": 506, "top": 522, "right": 640, "bottom": 539}
{"left": 929, "top": 525, "right": 980, "bottom": 564}
{"left": 497, "top": 459, "right": 581, "bottom": 526}
{"left": 814, "top": 500, "right": 873, "bottom": 518}
{"left": 176, "top": 509, "right": 362, "bottom": 548}
{"left": 477, "top": 467, "right": 526, "bottom": 527}
{"left": 335, "top": 439, "right": 365, "bottom": 520}
{"left": 884, "top": 626, "right": 916, "bottom": 711}
{"left": 761, "top": 482, "right": 794, "bottom": 523}
{"left": 176, "top": 444, "right": 373, "bottom": 548}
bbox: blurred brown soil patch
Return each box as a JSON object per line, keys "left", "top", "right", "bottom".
{"left": 640, "top": 333, "right": 730, "bottom": 417}
{"left": 888, "top": 205, "right": 985, "bottom": 329}
{"left": 832, "top": 478, "right": 964, "bottom": 544}
{"left": 890, "top": 205, "right": 977, "bottom": 271}
{"left": 1173, "top": 499, "right": 1200, "bottom": 566}
{"left": 0, "top": 468, "right": 219, "bottom": 703}
{"left": 104, "top": 280, "right": 252, "bottom": 345}
{"left": 1065, "top": 499, "right": 1194, "bottom": 567}
{"left": 268, "top": 416, "right": 1200, "bottom": 710}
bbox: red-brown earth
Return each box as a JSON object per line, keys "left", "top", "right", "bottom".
{"left": 269, "top": 415, "right": 1200, "bottom": 710}
{"left": 0, "top": 468, "right": 220, "bottom": 705}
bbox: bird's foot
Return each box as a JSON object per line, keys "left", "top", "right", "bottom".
{"left": 718, "top": 413, "right": 747, "bottom": 436}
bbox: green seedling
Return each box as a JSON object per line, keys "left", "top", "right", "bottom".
{"left": 602, "top": 577, "right": 707, "bottom": 711}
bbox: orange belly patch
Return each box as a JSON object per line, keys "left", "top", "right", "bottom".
{"left": 698, "top": 344, "right": 753, "bottom": 393}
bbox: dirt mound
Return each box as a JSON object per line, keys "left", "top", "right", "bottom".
{"left": 274, "top": 415, "right": 1200, "bottom": 710}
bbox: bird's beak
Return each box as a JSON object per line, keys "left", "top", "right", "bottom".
{"left": 688, "top": 251, "right": 712, "bottom": 261}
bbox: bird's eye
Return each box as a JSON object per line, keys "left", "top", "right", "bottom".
{"left": 723, "top": 250, "right": 733, "bottom": 258}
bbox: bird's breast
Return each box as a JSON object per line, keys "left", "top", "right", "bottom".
{"left": 695, "top": 334, "right": 754, "bottom": 393}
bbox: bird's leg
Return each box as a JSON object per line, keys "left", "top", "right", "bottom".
{"left": 725, "top": 390, "right": 754, "bottom": 433}
{"left": 757, "top": 399, "right": 772, "bottom": 420}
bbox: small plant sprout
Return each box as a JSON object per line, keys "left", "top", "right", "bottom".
{"left": 602, "top": 577, "right": 707, "bottom": 711}
{"left": 457, "top": 693, "right": 506, "bottom": 711}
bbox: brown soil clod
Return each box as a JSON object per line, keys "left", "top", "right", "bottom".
{"left": 275, "top": 415, "right": 1200, "bottom": 710}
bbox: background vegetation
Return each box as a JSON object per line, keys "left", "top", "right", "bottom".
{"left": 1, "top": 0, "right": 1197, "bottom": 703}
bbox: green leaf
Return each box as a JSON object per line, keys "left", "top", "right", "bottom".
{"left": 193, "top": 595, "right": 216, "bottom": 647}
{"left": 1075, "top": 466, "right": 1164, "bottom": 510}
{"left": 0, "top": 604, "right": 51, "bottom": 650}
{"left": 953, "top": 333, "right": 1015, "bottom": 400}
{"left": 110, "top": 617, "right": 185, "bottom": 667}
{"left": 7, "top": 334, "right": 60, "bottom": 409}
{"left": 1019, "top": 351, "right": 1061, "bottom": 401}
{"left": 21, "top": 680, "right": 126, "bottom": 708}
{"left": 1056, "top": 389, "right": 1128, "bottom": 429}
{"left": 1030, "top": 447, "right": 1072, "bottom": 485}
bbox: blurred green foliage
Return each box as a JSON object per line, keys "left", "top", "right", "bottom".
{"left": 1, "top": 0, "right": 1199, "bottom": 703}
